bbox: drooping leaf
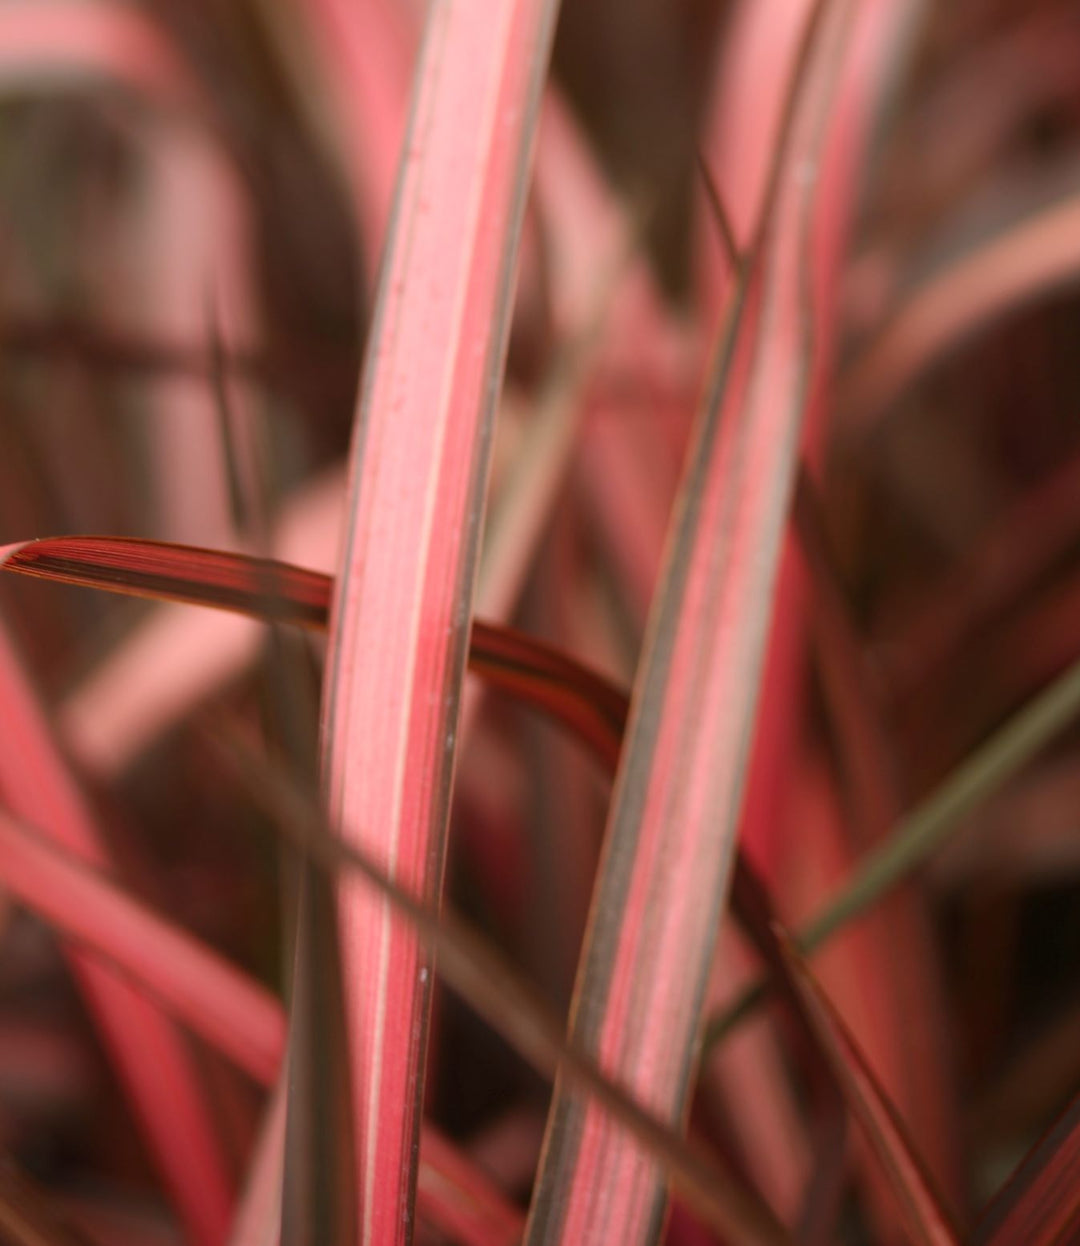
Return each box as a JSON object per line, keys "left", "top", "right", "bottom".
{"left": 0, "top": 535, "right": 626, "bottom": 767}
{"left": 0, "top": 537, "right": 327, "bottom": 626}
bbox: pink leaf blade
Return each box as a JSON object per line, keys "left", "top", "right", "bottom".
{"left": 0, "top": 534, "right": 626, "bottom": 768}
{"left": 0, "top": 536, "right": 330, "bottom": 628}
{"left": 522, "top": 2, "right": 861, "bottom": 1241}
{"left": 838, "top": 187, "right": 1080, "bottom": 441}
{"left": 418, "top": 1126, "right": 525, "bottom": 1246}
{"left": 0, "top": 0, "right": 198, "bottom": 109}
{"left": 0, "top": 803, "right": 285, "bottom": 1087}
{"left": 292, "top": 0, "right": 416, "bottom": 277}
{"left": 317, "top": 3, "right": 559, "bottom": 1239}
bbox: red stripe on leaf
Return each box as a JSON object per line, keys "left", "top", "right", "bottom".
{"left": 317, "top": 2, "right": 559, "bottom": 1240}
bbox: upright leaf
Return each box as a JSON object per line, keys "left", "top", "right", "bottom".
{"left": 0, "top": 622, "right": 232, "bottom": 1246}
{"left": 978, "top": 1093, "right": 1080, "bottom": 1246}
{"left": 523, "top": 2, "right": 862, "bottom": 1242}
{"left": 318, "top": 2, "right": 560, "bottom": 1241}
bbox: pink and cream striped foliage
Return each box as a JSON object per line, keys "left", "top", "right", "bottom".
{"left": 2, "top": 2, "right": 1080, "bottom": 1245}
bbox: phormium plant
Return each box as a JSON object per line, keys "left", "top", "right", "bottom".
{"left": 0, "top": 1, "right": 1078, "bottom": 1244}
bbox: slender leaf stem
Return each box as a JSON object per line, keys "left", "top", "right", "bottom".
{"left": 705, "top": 652, "right": 1080, "bottom": 1047}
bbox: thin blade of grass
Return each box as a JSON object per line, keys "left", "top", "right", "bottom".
{"left": 0, "top": 537, "right": 328, "bottom": 626}
{"left": 240, "top": 482, "right": 353, "bottom": 1246}
{"left": 706, "top": 648, "right": 1080, "bottom": 1046}
{"left": 774, "top": 753, "right": 913, "bottom": 1245}
{"left": 315, "top": 2, "right": 559, "bottom": 1238}
{"left": 278, "top": 859, "right": 354, "bottom": 1246}
{"left": 727, "top": 860, "right": 849, "bottom": 1241}
{"left": 214, "top": 724, "right": 790, "bottom": 1246}
{"left": 134, "top": 136, "right": 257, "bottom": 548}
{"left": 776, "top": 935, "right": 963, "bottom": 1246}
{"left": 699, "top": 926, "right": 813, "bottom": 1227}
{"left": 723, "top": 0, "right": 926, "bottom": 892}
